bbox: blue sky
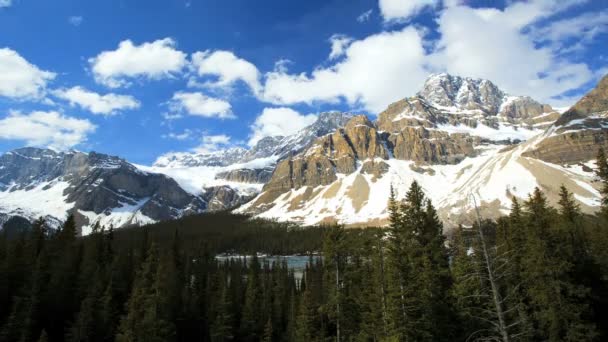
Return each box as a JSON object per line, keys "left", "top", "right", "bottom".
{"left": 0, "top": 0, "right": 606, "bottom": 164}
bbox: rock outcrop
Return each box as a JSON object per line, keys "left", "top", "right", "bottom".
{"left": 259, "top": 115, "right": 389, "bottom": 202}
{"left": 524, "top": 75, "right": 608, "bottom": 164}
{"left": 201, "top": 185, "right": 255, "bottom": 211}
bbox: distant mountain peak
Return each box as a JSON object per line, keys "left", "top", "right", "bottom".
{"left": 418, "top": 73, "right": 505, "bottom": 113}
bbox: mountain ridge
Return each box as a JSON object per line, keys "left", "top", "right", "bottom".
{"left": 2, "top": 73, "right": 607, "bottom": 232}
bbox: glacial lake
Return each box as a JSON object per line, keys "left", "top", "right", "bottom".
{"left": 215, "top": 254, "right": 322, "bottom": 279}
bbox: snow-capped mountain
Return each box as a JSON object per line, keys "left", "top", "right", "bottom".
{"left": 1, "top": 74, "right": 605, "bottom": 232}
{"left": 142, "top": 111, "right": 354, "bottom": 202}
{"left": 0, "top": 148, "right": 207, "bottom": 234}
{"left": 238, "top": 74, "right": 602, "bottom": 227}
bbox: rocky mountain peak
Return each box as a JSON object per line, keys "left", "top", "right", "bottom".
{"left": 418, "top": 73, "right": 505, "bottom": 113}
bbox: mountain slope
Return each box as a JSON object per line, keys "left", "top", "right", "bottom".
{"left": 143, "top": 111, "right": 354, "bottom": 201}
{"left": 523, "top": 74, "right": 608, "bottom": 164}
{"left": 0, "top": 148, "right": 206, "bottom": 233}
{"left": 239, "top": 74, "right": 601, "bottom": 227}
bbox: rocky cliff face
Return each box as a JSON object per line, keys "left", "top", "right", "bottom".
{"left": 0, "top": 148, "right": 206, "bottom": 233}
{"left": 524, "top": 75, "right": 608, "bottom": 164}
{"left": 240, "top": 73, "right": 601, "bottom": 227}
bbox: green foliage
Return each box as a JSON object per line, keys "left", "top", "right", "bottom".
{"left": 0, "top": 184, "right": 607, "bottom": 341}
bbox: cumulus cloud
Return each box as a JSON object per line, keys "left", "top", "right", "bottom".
{"left": 379, "top": 0, "right": 439, "bottom": 22}
{"left": 248, "top": 107, "right": 316, "bottom": 146}
{"left": 0, "top": 0, "right": 11, "bottom": 8}
{"left": 328, "top": 34, "right": 353, "bottom": 60}
{"left": 190, "top": 50, "right": 262, "bottom": 95}
{"left": 0, "top": 110, "right": 96, "bottom": 150}
{"left": 53, "top": 86, "right": 140, "bottom": 115}
{"left": 169, "top": 91, "right": 234, "bottom": 119}
{"left": 262, "top": 27, "right": 428, "bottom": 112}
{"left": 193, "top": 134, "right": 232, "bottom": 153}
{"left": 0, "top": 48, "right": 56, "bottom": 99}
{"left": 431, "top": 1, "right": 593, "bottom": 106}
{"left": 89, "top": 38, "right": 187, "bottom": 88}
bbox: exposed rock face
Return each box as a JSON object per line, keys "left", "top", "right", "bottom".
{"left": 419, "top": 73, "right": 505, "bottom": 113}
{"left": 0, "top": 148, "right": 206, "bottom": 233}
{"left": 524, "top": 75, "right": 608, "bottom": 164}
{"left": 499, "top": 96, "right": 554, "bottom": 122}
{"left": 201, "top": 185, "right": 255, "bottom": 211}
{"left": 260, "top": 115, "right": 389, "bottom": 201}
{"left": 240, "top": 73, "right": 586, "bottom": 227}
{"left": 387, "top": 128, "right": 477, "bottom": 164}
{"left": 215, "top": 168, "right": 274, "bottom": 184}
{"left": 556, "top": 74, "right": 608, "bottom": 126}
{"left": 523, "top": 130, "right": 608, "bottom": 164}
{"left": 377, "top": 74, "right": 558, "bottom": 136}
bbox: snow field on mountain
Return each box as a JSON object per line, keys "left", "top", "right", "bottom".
{"left": 0, "top": 180, "right": 73, "bottom": 221}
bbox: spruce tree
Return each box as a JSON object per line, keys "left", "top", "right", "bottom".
{"left": 521, "top": 188, "right": 596, "bottom": 341}
{"left": 596, "top": 148, "right": 608, "bottom": 216}
{"left": 115, "top": 244, "right": 175, "bottom": 342}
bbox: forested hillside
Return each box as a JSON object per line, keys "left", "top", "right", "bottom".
{"left": 2, "top": 151, "right": 608, "bottom": 341}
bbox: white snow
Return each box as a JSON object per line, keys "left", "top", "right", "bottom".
{"left": 434, "top": 123, "right": 541, "bottom": 141}
{"left": 136, "top": 157, "right": 271, "bottom": 196}
{"left": 242, "top": 134, "right": 601, "bottom": 226}
{"left": 79, "top": 197, "right": 156, "bottom": 235}
{"left": 0, "top": 180, "right": 74, "bottom": 221}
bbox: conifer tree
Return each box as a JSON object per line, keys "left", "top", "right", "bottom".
{"left": 596, "top": 148, "right": 608, "bottom": 215}
{"left": 521, "top": 188, "right": 596, "bottom": 341}
{"left": 115, "top": 244, "right": 175, "bottom": 342}
{"left": 240, "top": 255, "right": 263, "bottom": 340}
{"left": 211, "top": 275, "right": 234, "bottom": 342}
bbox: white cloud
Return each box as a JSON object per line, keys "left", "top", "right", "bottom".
{"left": 530, "top": 11, "right": 608, "bottom": 53}
{"left": 328, "top": 34, "right": 353, "bottom": 60}
{"left": 0, "top": 0, "right": 11, "bottom": 8}
{"left": 432, "top": 1, "right": 594, "bottom": 106}
{"left": 169, "top": 91, "right": 234, "bottom": 119}
{"left": 0, "top": 110, "right": 96, "bottom": 150}
{"left": 357, "top": 9, "right": 373, "bottom": 23}
{"left": 193, "top": 134, "right": 232, "bottom": 153}
{"left": 163, "top": 129, "right": 194, "bottom": 141}
{"left": 68, "top": 16, "right": 83, "bottom": 26}
{"left": 379, "top": 0, "right": 439, "bottom": 22}
{"left": 53, "top": 86, "right": 140, "bottom": 115}
{"left": 89, "top": 38, "right": 187, "bottom": 88}
{"left": 262, "top": 27, "right": 428, "bottom": 112}
{"left": 0, "top": 48, "right": 56, "bottom": 99}
{"left": 248, "top": 107, "right": 316, "bottom": 146}
{"left": 190, "top": 50, "right": 262, "bottom": 95}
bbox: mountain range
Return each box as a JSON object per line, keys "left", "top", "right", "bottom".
{"left": 1, "top": 73, "right": 606, "bottom": 233}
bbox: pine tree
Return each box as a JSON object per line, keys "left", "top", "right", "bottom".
{"left": 211, "top": 275, "right": 234, "bottom": 342}
{"left": 240, "top": 255, "right": 263, "bottom": 340}
{"left": 386, "top": 181, "right": 454, "bottom": 341}
{"left": 322, "top": 226, "right": 347, "bottom": 341}
{"left": 115, "top": 244, "right": 175, "bottom": 342}
{"left": 521, "top": 188, "right": 596, "bottom": 341}
{"left": 294, "top": 282, "right": 315, "bottom": 342}
{"left": 596, "top": 148, "right": 608, "bottom": 216}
